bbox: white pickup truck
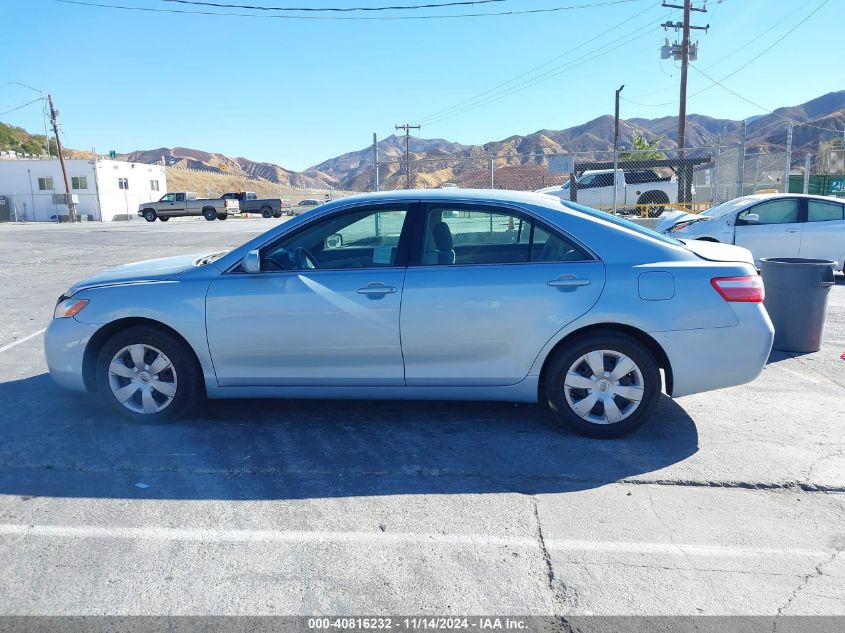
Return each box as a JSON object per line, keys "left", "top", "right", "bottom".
{"left": 537, "top": 169, "right": 684, "bottom": 217}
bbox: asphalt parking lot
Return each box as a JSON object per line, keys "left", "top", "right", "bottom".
{"left": 0, "top": 218, "right": 844, "bottom": 618}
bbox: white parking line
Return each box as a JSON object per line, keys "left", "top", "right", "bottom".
{"left": 0, "top": 328, "right": 46, "bottom": 354}
{"left": 0, "top": 523, "right": 828, "bottom": 559}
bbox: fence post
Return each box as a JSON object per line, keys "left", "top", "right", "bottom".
{"left": 712, "top": 141, "right": 721, "bottom": 205}
{"left": 489, "top": 157, "right": 494, "bottom": 189}
{"left": 803, "top": 153, "right": 811, "bottom": 194}
{"left": 783, "top": 123, "right": 793, "bottom": 194}
{"left": 737, "top": 120, "right": 746, "bottom": 197}
{"left": 373, "top": 133, "right": 379, "bottom": 192}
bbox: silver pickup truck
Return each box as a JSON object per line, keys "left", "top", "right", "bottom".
{"left": 138, "top": 192, "right": 239, "bottom": 222}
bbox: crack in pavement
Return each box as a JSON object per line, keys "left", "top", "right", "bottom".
{"left": 2, "top": 461, "right": 844, "bottom": 493}
{"left": 774, "top": 544, "right": 844, "bottom": 627}
{"left": 531, "top": 496, "right": 576, "bottom": 631}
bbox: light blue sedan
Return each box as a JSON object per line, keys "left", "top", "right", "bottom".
{"left": 45, "top": 190, "right": 774, "bottom": 437}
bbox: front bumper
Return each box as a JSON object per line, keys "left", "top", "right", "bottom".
{"left": 653, "top": 303, "right": 775, "bottom": 398}
{"left": 44, "top": 317, "right": 101, "bottom": 393}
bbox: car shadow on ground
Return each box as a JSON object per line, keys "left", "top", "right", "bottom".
{"left": 0, "top": 374, "right": 698, "bottom": 500}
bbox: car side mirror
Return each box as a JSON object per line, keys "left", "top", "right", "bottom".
{"left": 742, "top": 213, "right": 760, "bottom": 225}
{"left": 242, "top": 249, "right": 261, "bottom": 274}
{"left": 325, "top": 233, "right": 343, "bottom": 249}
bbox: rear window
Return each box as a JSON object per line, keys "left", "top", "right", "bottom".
{"left": 560, "top": 200, "right": 683, "bottom": 246}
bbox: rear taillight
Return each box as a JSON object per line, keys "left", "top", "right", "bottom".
{"left": 710, "top": 275, "right": 764, "bottom": 303}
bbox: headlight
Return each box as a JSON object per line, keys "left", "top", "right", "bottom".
{"left": 54, "top": 298, "right": 89, "bottom": 319}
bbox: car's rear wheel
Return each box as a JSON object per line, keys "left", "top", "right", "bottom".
{"left": 545, "top": 332, "right": 661, "bottom": 437}
{"left": 203, "top": 208, "right": 216, "bottom": 221}
{"left": 261, "top": 206, "right": 272, "bottom": 218}
{"left": 638, "top": 191, "right": 670, "bottom": 218}
{"left": 273, "top": 211, "right": 282, "bottom": 218}
{"left": 159, "top": 216, "right": 169, "bottom": 222}
{"left": 217, "top": 213, "right": 228, "bottom": 221}
{"left": 95, "top": 326, "right": 201, "bottom": 422}
{"left": 143, "top": 209, "right": 157, "bottom": 222}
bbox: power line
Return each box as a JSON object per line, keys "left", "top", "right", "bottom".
{"left": 415, "top": 1, "right": 658, "bottom": 125}
{"left": 163, "top": 0, "right": 506, "bottom": 11}
{"left": 0, "top": 98, "right": 44, "bottom": 117}
{"left": 54, "top": 0, "right": 648, "bottom": 20}
{"left": 420, "top": 20, "right": 660, "bottom": 126}
{"left": 689, "top": 63, "right": 844, "bottom": 135}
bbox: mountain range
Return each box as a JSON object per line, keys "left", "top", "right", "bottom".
{"left": 4, "top": 90, "right": 843, "bottom": 192}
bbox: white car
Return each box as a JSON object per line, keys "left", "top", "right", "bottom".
{"left": 657, "top": 194, "right": 845, "bottom": 270}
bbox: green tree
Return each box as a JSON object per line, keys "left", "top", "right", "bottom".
{"left": 620, "top": 134, "right": 665, "bottom": 161}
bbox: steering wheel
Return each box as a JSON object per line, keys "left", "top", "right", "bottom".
{"left": 293, "top": 247, "right": 318, "bottom": 270}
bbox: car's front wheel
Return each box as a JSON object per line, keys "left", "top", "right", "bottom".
{"left": 95, "top": 326, "right": 201, "bottom": 422}
{"left": 143, "top": 209, "right": 157, "bottom": 222}
{"left": 545, "top": 331, "right": 661, "bottom": 437}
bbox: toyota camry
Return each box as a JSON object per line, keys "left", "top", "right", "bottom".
{"left": 45, "top": 190, "right": 774, "bottom": 437}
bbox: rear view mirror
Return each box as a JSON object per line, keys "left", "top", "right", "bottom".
{"left": 242, "top": 249, "right": 261, "bottom": 273}
{"left": 325, "top": 233, "right": 343, "bottom": 249}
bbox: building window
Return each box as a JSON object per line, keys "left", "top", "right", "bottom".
{"left": 71, "top": 176, "right": 88, "bottom": 190}
{"left": 118, "top": 178, "right": 129, "bottom": 190}
{"left": 150, "top": 180, "right": 160, "bottom": 191}
{"left": 37, "top": 177, "right": 54, "bottom": 191}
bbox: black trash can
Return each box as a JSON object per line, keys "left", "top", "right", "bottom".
{"left": 760, "top": 257, "right": 836, "bottom": 353}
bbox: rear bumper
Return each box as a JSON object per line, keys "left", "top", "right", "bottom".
{"left": 653, "top": 303, "right": 774, "bottom": 398}
{"left": 44, "top": 317, "right": 100, "bottom": 393}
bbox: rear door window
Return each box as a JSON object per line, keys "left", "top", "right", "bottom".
{"left": 420, "top": 205, "right": 591, "bottom": 266}
{"left": 807, "top": 199, "right": 845, "bottom": 222}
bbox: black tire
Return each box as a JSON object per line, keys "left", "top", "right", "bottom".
{"left": 143, "top": 209, "right": 157, "bottom": 222}
{"left": 261, "top": 207, "right": 273, "bottom": 218}
{"left": 544, "top": 331, "right": 661, "bottom": 438}
{"left": 95, "top": 325, "right": 202, "bottom": 423}
{"left": 273, "top": 212, "right": 282, "bottom": 218}
{"left": 203, "top": 208, "right": 216, "bottom": 221}
{"left": 217, "top": 213, "right": 228, "bottom": 221}
{"left": 637, "top": 191, "right": 670, "bottom": 218}
{"left": 159, "top": 216, "right": 170, "bottom": 222}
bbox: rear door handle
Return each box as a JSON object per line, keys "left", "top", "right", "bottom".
{"left": 548, "top": 275, "right": 591, "bottom": 288}
{"left": 357, "top": 282, "right": 397, "bottom": 296}
{"left": 785, "top": 228, "right": 800, "bottom": 233}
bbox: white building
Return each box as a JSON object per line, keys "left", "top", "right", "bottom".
{"left": 0, "top": 158, "right": 167, "bottom": 222}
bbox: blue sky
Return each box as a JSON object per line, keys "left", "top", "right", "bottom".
{"left": 1, "top": 0, "right": 842, "bottom": 171}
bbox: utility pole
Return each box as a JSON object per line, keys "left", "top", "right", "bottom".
{"left": 661, "top": 1, "right": 708, "bottom": 204}
{"left": 395, "top": 123, "right": 420, "bottom": 189}
{"left": 612, "top": 84, "right": 624, "bottom": 215}
{"left": 48, "top": 94, "right": 77, "bottom": 222}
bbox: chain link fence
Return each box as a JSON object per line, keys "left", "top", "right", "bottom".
{"left": 372, "top": 130, "right": 841, "bottom": 215}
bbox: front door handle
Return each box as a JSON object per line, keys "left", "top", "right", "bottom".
{"left": 548, "top": 275, "right": 591, "bottom": 288}
{"left": 785, "top": 228, "right": 800, "bottom": 233}
{"left": 357, "top": 282, "right": 397, "bottom": 296}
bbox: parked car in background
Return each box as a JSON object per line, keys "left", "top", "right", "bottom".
{"left": 657, "top": 193, "right": 845, "bottom": 270}
{"left": 293, "top": 198, "right": 322, "bottom": 215}
{"left": 537, "top": 169, "right": 685, "bottom": 217}
{"left": 221, "top": 192, "right": 283, "bottom": 218}
{"left": 138, "top": 192, "right": 238, "bottom": 222}
{"left": 46, "top": 189, "right": 773, "bottom": 438}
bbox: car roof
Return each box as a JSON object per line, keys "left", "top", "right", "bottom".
{"left": 735, "top": 193, "right": 843, "bottom": 203}
{"left": 321, "top": 188, "right": 569, "bottom": 210}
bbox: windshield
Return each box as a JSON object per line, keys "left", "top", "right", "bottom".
{"left": 701, "top": 196, "right": 757, "bottom": 218}
{"left": 560, "top": 201, "right": 683, "bottom": 246}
